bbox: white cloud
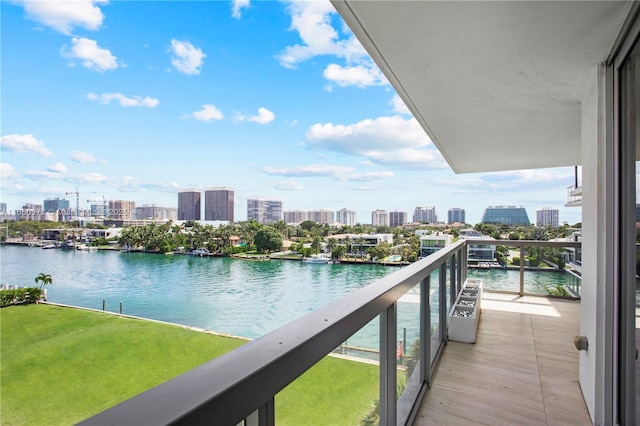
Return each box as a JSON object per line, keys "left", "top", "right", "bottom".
{"left": 68, "top": 172, "right": 108, "bottom": 184}
{"left": 18, "top": 0, "right": 106, "bottom": 35}
{"left": 262, "top": 164, "right": 394, "bottom": 182}
{"left": 71, "top": 150, "right": 106, "bottom": 164}
{"left": 323, "top": 63, "right": 387, "bottom": 88}
{"left": 231, "top": 0, "right": 250, "bottom": 19}
{"left": 268, "top": 180, "right": 303, "bottom": 191}
{"left": 276, "top": 1, "right": 365, "bottom": 69}
{"left": 189, "top": 104, "right": 224, "bottom": 122}
{"left": 61, "top": 37, "right": 118, "bottom": 72}
{"left": 87, "top": 92, "right": 159, "bottom": 108}
{"left": 263, "top": 164, "right": 354, "bottom": 178}
{"left": 343, "top": 171, "right": 394, "bottom": 182}
{"left": 115, "top": 176, "right": 181, "bottom": 193}
{"left": 169, "top": 39, "right": 206, "bottom": 75}
{"left": 247, "top": 107, "right": 275, "bottom": 124}
{"left": 0, "top": 163, "right": 19, "bottom": 180}
{"left": 390, "top": 94, "right": 411, "bottom": 115}
{"left": 434, "top": 168, "right": 575, "bottom": 192}
{"left": 1, "top": 134, "right": 53, "bottom": 157}
{"left": 48, "top": 163, "right": 68, "bottom": 174}
{"left": 304, "top": 116, "right": 445, "bottom": 168}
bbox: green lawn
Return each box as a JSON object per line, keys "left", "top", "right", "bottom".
{"left": 1, "top": 304, "right": 378, "bottom": 425}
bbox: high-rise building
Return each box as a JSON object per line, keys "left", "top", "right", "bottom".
{"left": 109, "top": 200, "right": 135, "bottom": 220}
{"left": 204, "top": 187, "right": 234, "bottom": 222}
{"left": 19, "top": 203, "right": 44, "bottom": 221}
{"left": 308, "top": 209, "right": 334, "bottom": 224}
{"left": 389, "top": 210, "right": 407, "bottom": 227}
{"left": 283, "top": 210, "right": 309, "bottom": 224}
{"left": 371, "top": 209, "right": 389, "bottom": 226}
{"left": 178, "top": 189, "right": 201, "bottom": 220}
{"left": 247, "top": 199, "right": 283, "bottom": 224}
{"left": 536, "top": 208, "right": 559, "bottom": 227}
{"left": 43, "top": 198, "right": 69, "bottom": 213}
{"left": 481, "top": 206, "right": 530, "bottom": 226}
{"left": 135, "top": 205, "right": 178, "bottom": 221}
{"left": 335, "top": 208, "right": 357, "bottom": 226}
{"left": 413, "top": 206, "right": 438, "bottom": 223}
{"left": 447, "top": 207, "right": 466, "bottom": 224}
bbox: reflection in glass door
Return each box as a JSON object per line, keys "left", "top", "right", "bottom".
{"left": 617, "top": 34, "right": 639, "bottom": 425}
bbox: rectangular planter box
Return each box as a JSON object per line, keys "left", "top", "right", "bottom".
{"left": 448, "top": 306, "right": 477, "bottom": 343}
{"left": 448, "top": 279, "right": 483, "bottom": 343}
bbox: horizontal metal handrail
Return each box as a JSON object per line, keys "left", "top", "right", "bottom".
{"left": 465, "top": 239, "right": 582, "bottom": 297}
{"left": 80, "top": 240, "right": 466, "bottom": 426}
{"left": 465, "top": 239, "right": 581, "bottom": 248}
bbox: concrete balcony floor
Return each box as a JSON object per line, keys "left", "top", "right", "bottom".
{"left": 416, "top": 292, "right": 591, "bottom": 425}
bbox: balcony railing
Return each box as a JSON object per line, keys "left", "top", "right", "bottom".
{"left": 467, "top": 239, "right": 582, "bottom": 297}
{"left": 80, "top": 240, "right": 467, "bottom": 425}
{"left": 80, "top": 239, "right": 580, "bottom": 426}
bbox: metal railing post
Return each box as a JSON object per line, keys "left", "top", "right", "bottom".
{"left": 420, "top": 276, "right": 430, "bottom": 385}
{"left": 519, "top": 246, "right": 525, "bottom": 296}
{"left": 449, "top": 255, "right": 456, "bottom": 309}
{"left": 380, "top": 303, "right": 397, "bottom": 425}
{"left": 439, "top": 263, "right": 447, "bottom": 342}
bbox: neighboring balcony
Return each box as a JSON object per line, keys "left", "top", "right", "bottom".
{"left": 565, "top": 184, "right": 583, "bottom": 207}
{"left": 81, "top": 239, "right": 583, "bottom": 426}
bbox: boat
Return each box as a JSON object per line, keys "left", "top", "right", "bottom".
{"left": 302, "top": 254, "right": 332, "bottom": 264}
{"left": 42, "top": 244, "right": 59, "bottom": 249}
{"left": 191, "top": 248, "right": 210, "bottom": 257}
{"left": 76, "top": 244, "right": 97, "bottom": 251}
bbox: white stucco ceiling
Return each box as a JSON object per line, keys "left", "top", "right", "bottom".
{"left": 332, "top": 1, "right": 632, "bottom": 173}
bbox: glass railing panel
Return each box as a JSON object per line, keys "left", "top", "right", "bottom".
{"left": 397, "top": 282, "right": 422, "bottom": 417}
{"left": 468, "top": 241, "right": 581, "bottom": 297}
{"left": 275, "top": 318, "right": 380, "bottom": 425}
{"left": 429, "top": 269, "right": 441, "bottom": 364}
{"left": 445, "top": 258, "right": 453, "bottom": 321}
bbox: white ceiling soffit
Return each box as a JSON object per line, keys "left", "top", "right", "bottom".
{"left": 332, "top": 1, "right": 631, "bottom": 173}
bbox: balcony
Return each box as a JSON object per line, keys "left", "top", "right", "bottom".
{"left": 416, "top": 292, "right": 588, "bottom": 424}
{"left": 565, "top": 184, "right": 583, "bottom": 208}
{"left": 81, "top": 239, "right": 583, "bottom": 426}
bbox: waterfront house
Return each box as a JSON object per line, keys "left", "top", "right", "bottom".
{"left": 82, "top": 2, "right": 637, "bottom": 425}
{"left": 418, "top": 233, "right": 452, "bottom": 258}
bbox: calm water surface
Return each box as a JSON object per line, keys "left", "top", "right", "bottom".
{"left": 1, "top": 245, "right": 582, "bottom": 349}
{"left": 1, "top": 245, "right": 397, "bottom": 345}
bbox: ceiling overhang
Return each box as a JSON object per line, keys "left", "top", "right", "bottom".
{"left": 331, "top": 1, "right": 631, "bottom": 173}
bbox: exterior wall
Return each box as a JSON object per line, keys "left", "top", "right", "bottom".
{"left": 536, "top": 208, "right": 559, "bottom": 227}
{"left": 248, "top": 199, "right": 283, "bottom": 224}
{"left": 389, "top": 211, "right": 407, "bottom": 227}
{"left": 178, "top": 190, "right": 201, "bottom": 220}
{"left": 308, "top": 209, "right": 333, "bottom": 224}
{"left": 579, "top": 64, "right": 608, "bottom": 424}
{"left": 109, "top": 200, "right": 135, "bottom": 220}
{"left": 413, "top": 206, "right": 437, "bottom": 223}
{"left": 371, "top": 209, "right": 388, "bottom": 226}
{"left": 335, "top": 208, "right": 357, "bottom": 226}
{"left": 204, "top": 188, "right": 234, "bottom": 222}
{"left": 284, "top": 210, "right": 309, "bottom": 224}
{"left": 481, "top": 206, "right": 530, "bottom": 225}
{"left": 447, "top": 208, "right": 465, "bottom": 224}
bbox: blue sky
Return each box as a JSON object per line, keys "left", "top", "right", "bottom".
{"left": 0, "top": 0, "right": 582, "bottom": 225}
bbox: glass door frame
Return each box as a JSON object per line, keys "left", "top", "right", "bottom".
{"left": 608, "top": 4, "right": 640, "bottom": 423}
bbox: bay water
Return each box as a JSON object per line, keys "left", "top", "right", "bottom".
{"left": 0, "top": 245, "right": 581, "bottom": 350}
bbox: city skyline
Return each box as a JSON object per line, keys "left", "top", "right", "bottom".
{"left": 3, "top": 191, "right": 569, "bottom": 227}
{"left": 1, "top": 1, "right": 582, "bottom": 226}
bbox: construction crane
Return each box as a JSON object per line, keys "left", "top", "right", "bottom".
{"left": 65, "top": 187, "right": 95, "bottom": 219}
{"left": 87, "top": 196, "right": 108, "bottom": 218}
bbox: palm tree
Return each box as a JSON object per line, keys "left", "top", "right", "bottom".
{"left": 34, "top": 273, "right": 52, "bottom": 290}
